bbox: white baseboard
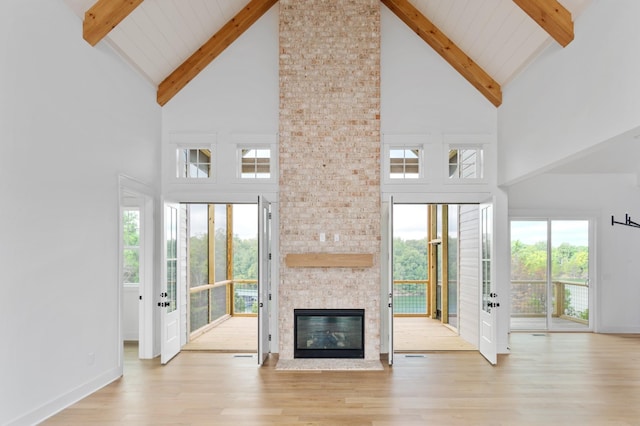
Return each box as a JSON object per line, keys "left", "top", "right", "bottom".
{"left": 597, "top": 326, "right": 640, "bottom": 334}
{"left": 6, "top": 366, "right": 122, "bottom": 426}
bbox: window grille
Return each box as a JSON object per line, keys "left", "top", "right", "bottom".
{"left": 448, "top": 147, "right": 483, "bottom": 179}
{"left": 241, "top": 148, "right": 271, "bottom": 179}
{"left": 177, "top": 148, "right": 211, "bottom": 178}
{"left": 389, "top": 147, "right": 420, "bottom": 179}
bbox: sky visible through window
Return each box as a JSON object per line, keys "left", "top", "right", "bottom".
{"left": 189, "top": 204, "right": 257, "bottom": 239}
{"left": 511, "top": 220, "right": 588, "bottom": 247}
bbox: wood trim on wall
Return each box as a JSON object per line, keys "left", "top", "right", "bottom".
{"left": 285, "top": 253, "right": 374, "bottom": 268}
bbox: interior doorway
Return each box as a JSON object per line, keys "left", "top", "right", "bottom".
{"left": 181, "top": 203, "right": 259, "bottom": 352}
{"left": 118, "top": 175, "right": 155, "bottom": 364}
{"left": 392, "top": 203, "right": 475, "bottom": 351}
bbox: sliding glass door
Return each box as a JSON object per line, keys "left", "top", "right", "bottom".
{"left": 510, "top": 219, "right": 591, "bottom": 331}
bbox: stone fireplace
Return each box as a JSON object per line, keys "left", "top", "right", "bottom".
{"left": 279, "top": 0, "right": 381, "bottom": 361}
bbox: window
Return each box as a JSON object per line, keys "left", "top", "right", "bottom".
{"left": 240, "top": 147, "right": 271, "bottom": 179}
{"left": 123, "top": 209, "right": 140, "bottom": 285}
{"left": 389, "top": 147, "right": 421, "bottom": 179}
{"left": 177, "top": 148, "right": 212, "bottom": 179}
{"left": 448, "top": 147, "right": 483, "bottom": 179}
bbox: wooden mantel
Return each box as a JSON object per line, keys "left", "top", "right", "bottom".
{"left": 285, "top": 253, "right": 374, "bottom": 268}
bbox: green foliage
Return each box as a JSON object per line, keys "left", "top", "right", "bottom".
{"left": 122, "top": 211, "right": 140, "bottom": 283}
{"left": 234, "top": 293, "right": 246, "bottom": 313}
{"left": 189, "top": 235, "right": 208, "bottom": 286}
{"left": 552, "top": 242, "right": 589, "bottom": 280}
{"left": 511, "top": 238, "right": 589, "bottom": 319}
{"left": 233, "top": 236, "right": 258, "bottom": 279}
{"left": 511, "top": 240, "right": 547, "bottom": 280}
{"left": 393, "top": 238, "right": 428, "bottom": 280}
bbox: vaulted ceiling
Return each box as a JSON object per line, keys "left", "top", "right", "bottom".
{"left": 64, "top": 0, "right": 591, "bottom": 107}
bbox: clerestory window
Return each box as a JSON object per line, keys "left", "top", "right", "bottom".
{"left": 177, "top": 148, "right": 212, "bottom": 179}
{"left": 389, "top": 147, "right": 421, "bottom": 179}
{"left": 448, "top": 147, "right": 483, "bottom": 180}
{"left": 240, "top": 147, "right": 271, "bottom": 179}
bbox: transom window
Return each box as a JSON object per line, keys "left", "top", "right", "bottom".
{"left": 389, "top": 147, "right": 421, "bottom": 179}
{"left": 448, "top": 147, "right": 483, "bottom": 179}
{"left": 240, "top": 148, "right": 271, "bottom": 179}
{"left": 177, "top": 148, "right": 212, "bottom": 179}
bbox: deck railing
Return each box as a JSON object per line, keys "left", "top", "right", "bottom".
{"left": 189, "top": 279, "right": 258, "bottom": 335}
{"left": 393, "top": 280, "right": 429, "bottom": 315}
{"left": 511, "top": 279, "right": 588, "bottom": 324}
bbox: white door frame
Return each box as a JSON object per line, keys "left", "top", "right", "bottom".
{"left": 159, "top": 196, "right": 279, "bottom": 362}
{"left": 383, "top": 192, "right": 507, "bottom": 363}
{"left": 258, "top": 196, "right": 272, "bottom": 365}
{"left": 117, "top": 175, "right": 156, "bottom": 367}
{"left": 387, "top": 196, "right": 394, "bottom": 366}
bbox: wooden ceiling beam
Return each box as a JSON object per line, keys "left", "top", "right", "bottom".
{"left": 157, "top": 0, "right": 278, "bottom": 106}
{"left": 83, "top": 0, "right": 144, "bottom": 46}
{"left": 381, "top": 0, "right": 502, "bottom": 107}
{"left": 513, "top": 0, "right": 574, "bottom": 47}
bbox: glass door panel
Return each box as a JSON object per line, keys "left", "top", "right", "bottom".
{"left": 510, "top": 221, "right": 548, "bottom": 330}
{"left": 551, "top": 220, "right": 589, "bottom": 330}
{"left": 447, "top": 205, "right": 458, "bottom": 329}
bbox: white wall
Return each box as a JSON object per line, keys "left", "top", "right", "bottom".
{"left": 499, "top": 0, "right": 640, "bottom": 185}
{"left": 0, "top": 1, "right": 161, "bottom": 424}
{"left": 509, "top": 173, "right": 640, "bottom": 333}
{"left": 161, "top": 5, "right": 279, "bottom": 202}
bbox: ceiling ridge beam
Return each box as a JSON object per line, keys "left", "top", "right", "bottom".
{"left": 157, "top": 0, "right": 278, "bottom": 106}
{"left": 381, "top": 0, "right": 502, "bottom": 107}
{"left": 83, "top": 0, "right": 144, "bottom": 47}
{"left": 513, "top": 0, "right": 574, "bottom": 47}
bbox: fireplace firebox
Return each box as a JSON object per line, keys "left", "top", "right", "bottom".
{"left": 294, "top": 309, "right": 364, "bottom": 358}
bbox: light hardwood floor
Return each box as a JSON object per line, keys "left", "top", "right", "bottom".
{"left": 45, "top": 333, "right": 640, "bottom": 425}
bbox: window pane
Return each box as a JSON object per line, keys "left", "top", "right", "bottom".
{"left": 389, "top": 147, "right": 421, "bottom": 179}
{"left": 123, "top": 248, "right": 139, "bottom": 283}
{"left": 122, "top": 209, "right": 140, "bottom": 285}
{"left": 178, "top": 148, "right": 211, "bottom": 178}
{"left": 240, "top": 148, "right": 271, "bottom": 179}
{"left": 510, "top": 221, "right": 548, "bottom": 330}
{"left": 449, "top": 148, "right": 483, "bottom": 179}
{"left": 551, "top": 220, "right": 589, "bottom": 328}
{"left": 188, "top": 204, "right": 209, "bottom": 287}
{"left": 214, "top": 205, "right": 227, "bottom": 282}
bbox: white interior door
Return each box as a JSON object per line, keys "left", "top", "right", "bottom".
{"left": 258, "top": 196, "right": 272, "bottom": 365}
{"left": 388, "top": 196, "right": 394, "bottom": 366}
{"left": 161, "top": 202, "right": 181, "bottom": 364}
{"left": 479, "top": 202, "right": 498, "bottom": 365}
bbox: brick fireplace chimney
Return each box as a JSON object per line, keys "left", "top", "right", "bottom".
{"left": 279, "top": 0, "right": 381, "bottom": 360}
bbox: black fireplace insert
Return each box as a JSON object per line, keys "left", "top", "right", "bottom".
{"left": 294, "top": 308, "right": 364, "bottom": 358}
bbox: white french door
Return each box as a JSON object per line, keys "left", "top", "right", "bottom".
{"left": 387, "top": 196, "right": 394, "bottom": 366}
{"left": 161, "top": 202, "right": 181, "bottom": 364}
{"left": 257, "top": 196, "right": 272, "bottom": 365}
{"left": 479, "top": 202, "right": 498, "bottom": 365}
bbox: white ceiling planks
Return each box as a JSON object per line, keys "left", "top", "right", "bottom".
{"left": 109, "top": 0, "right": 251, "bottom": 85}
{"left": 64, "top": 0, "right": 252, "bottom": 85}
{"left": 409, "top": 0, "right": 588, "bottom": 86}
{"left": 64, "top": 0, "right": 591, "bottom": 99}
